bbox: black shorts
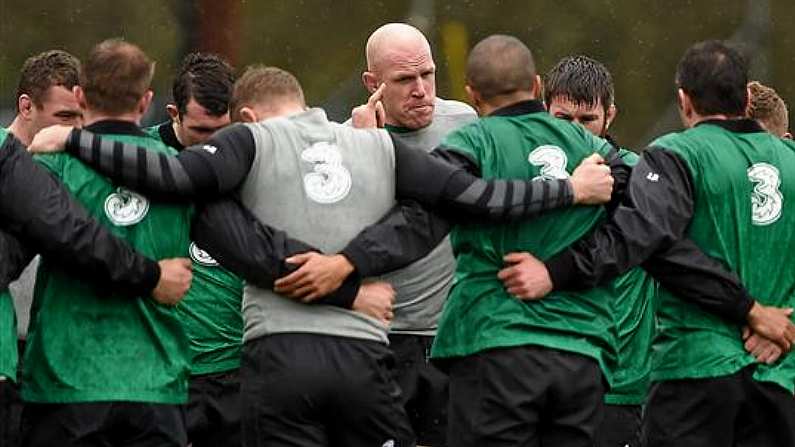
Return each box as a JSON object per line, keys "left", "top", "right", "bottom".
{"left": 643, "top": 365, "right": 795, "bottom": 447}
{"left": 241, "top": 333, "right": 415, "bottom": 447}
{"left": 597, "top": 404, "right": 642, "bottom": 447}
{"left": 187, "top": 368, "right": 241, "bottom": 447}
{"left": 21, "top": 401, "right": 187, "bottom": 447}
{"left": 0, "top": 376, "right": 22, "bottom": 447}
{"left": 389, "top": 334, "right": 448, "bottom": 447}
{"left": 447, "top": 344, "right": 605, "bottom": 447}
{"left": 1, "top": 339, "right": 26, "bottom": 447}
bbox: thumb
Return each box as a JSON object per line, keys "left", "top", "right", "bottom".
{"left": 180, "top": 258, "right": 193, "bottom": 269}
{"left": 286, "top": 252, "right": 314, "bottom": 265}
{"left": 582, "top": 153, "right": 605, "bottom": 165}
{"left": 784, "top": 308, "right": 794, "bottom": 316}
{"left": 503, "top": 252, "right": 530, "bottom": 264}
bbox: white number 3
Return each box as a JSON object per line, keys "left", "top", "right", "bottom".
{"left": 748, "top": 162, "right": 783, "bottom": 226}
{"left": 528, "top": 145, "right": 569, "bottom": 181}
{"left": 301, "top": 142, "right": 352, "bottom": 204}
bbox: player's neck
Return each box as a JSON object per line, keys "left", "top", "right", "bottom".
{"left": 479, "top": 92, "right": 536, "bottom": 116}
{"left": 689, "top": 112, "right": 743, "bottom": 128}
{"left": 7, "top": 115, "right": 32, "bottom": 146}
{"left": 171, "top": 120, "right": 186, "bottom": 147}
{"left": 83, "top": 110, "right": 141, "bottom": 128}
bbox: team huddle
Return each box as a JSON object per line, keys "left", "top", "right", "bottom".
{"left": 0, "top": 21, "right": 794, "bottom": 447}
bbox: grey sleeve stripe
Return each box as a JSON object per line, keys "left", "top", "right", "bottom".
{"left": 98, "top": 136, "right": 115, "bottom": 174}
{"left": 121, "top": 143, "right": 139, "bottom": 186}
{"left": 528, "top": 179, "right": 543, "bottom": 213}
{"left": 487, "top": 180, "right": 507, "bottom": 213}
{"left": 456, "top": 179, "right": 488, "bottom": 205}
{"left": 165, "top": 155, "right": 195, "bottom": 192}
{"left": 508, "top": 180, "right": 528, "bottom": 218}
{"left": 78, "top": 131, "right": 93, "bottom": 160}
{"left": 511, "top": 180, "right": 526, "bottom": 207}
{"left": 548, "top": 180, "right": 560, "bottom": 208}
{"left": 144, "top": 150, "right": 161, "bottom": 188}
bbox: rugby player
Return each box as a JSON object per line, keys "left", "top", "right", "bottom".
{"left": 515, "top": 40, "right": 795, "bottom": 447}
{"left": 0, "top": 49, "right": 193, "bottom": 447}
{"left": 302, "top": 22, "right": 478, "bottom": 446}
{"left": 147, "top": 52, "right": 243, "bottom": 447}
{"left": 544, "top": 55, "right": 654, "bottom": 447}
{"left": 19, "top": 40, "right": 342, "bottom": 447}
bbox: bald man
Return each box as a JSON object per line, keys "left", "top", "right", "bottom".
{"left": 353, "top": 23, "right": 477, "bottom": 447}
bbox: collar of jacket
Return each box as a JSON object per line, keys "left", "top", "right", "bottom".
{"left": 695, "top": 118, "right": 765, "bottom": 134}
{"left": 157, "top": 121, "right": 184, "bottom": 150}
{"left": 85, "top": 120, "right": 148, "bottom": 137}
{"left": 488, "top": 99, "right": 546, "bottom": 117}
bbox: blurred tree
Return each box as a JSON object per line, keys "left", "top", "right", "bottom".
{"left": 0, "top": 0, "right": 789, "bottom": 146}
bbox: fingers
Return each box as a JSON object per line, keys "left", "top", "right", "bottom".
{"left": 745, "top": 334, "right": 761, "bottom": 353}
{"left": 497, "top": 266, "right": 519, "bottom": 281}
{"left": 503, "top": 252, "right": 531, "bottom": 264}
{"left": 287, "top": 284, "right": 316, "bottom": 300}
{"left": 274, "top": 268, "right": 309, "bottom": 292}
{"left": 368, "top": 83, "right": 386, "bottom": 106}
{"left": 581, "top": 153, "right": 605, "bottom": 165}
{"left": 375, "top": 101, "right": 386, "bottom": 128}
{"left": 285, "top": 252, "right": 315, "bottom": 266}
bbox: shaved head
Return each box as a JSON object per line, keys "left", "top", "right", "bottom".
{"left": 362, "top": 22, "right": 436, "bottom": 129}
{"left": 466, "top": 35, "right": 536, "bottom": 100}
{"left": 366, "top": 23, "right": 431, "bottom": 72}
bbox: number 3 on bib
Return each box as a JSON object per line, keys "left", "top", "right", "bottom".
{"left": 528, "top": 145, "right": 569, "bottom": 181}
{"left": 301, "top": 142, "right": 352, "bottom": 204}
{"left": 747, "top": 162, "right": 783, "bottom": 226}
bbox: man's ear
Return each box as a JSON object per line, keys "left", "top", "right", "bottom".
{"left": 239, "top": 106, "right": 259, "bottom": 123}
{"left": 362, "top": 71, "right": 379, "bottom": 94}
{"left": 530, "top": 74, "right": 543, "bottom": 99}
{"left": 74, "top": 86, "right": 88, "bottom": 111}
{"left": 17, "top": 94, "right": 34, "bottom": 119}
{"left": 605, "top": 103, "right": 618, "bottom": 130}
{"left": 138, "top": 90, "right": 154, "bottom": 116}
{"left": 677, "top": 88, "right": 691, "bottom": 116}
{"left": 166, "top": 104, "right": 180, "bottom": 123}
{"left": 465, "top": 84, "right": 485, "bottom": 116}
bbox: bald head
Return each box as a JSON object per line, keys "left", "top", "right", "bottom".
{"left": 362, "top": 22, "right": 437, "bottom": 129}
{"left": 366, "top": 23, "right": 431, "bottom": 73}
{"left": 466, "top": 35, "right": 536, "bottom": 101}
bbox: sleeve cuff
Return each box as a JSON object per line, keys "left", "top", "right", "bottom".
{"left": 315, "top": 270, "right": 361, "bottom": 309}
{"left": 340, "top": 243, "right": 374, "bottom": 278}
{"left": 734, "top": 293, "right": 755, "bottom": 325}
{"left": 546, "top": 249, "right": 580, "bottom": 292}
{"left": 138, "top": 259, "right": 161, "bottom": 296}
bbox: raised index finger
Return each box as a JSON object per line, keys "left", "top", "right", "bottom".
{"left": 368, "top": 83, "right": 386, "bottom": 106}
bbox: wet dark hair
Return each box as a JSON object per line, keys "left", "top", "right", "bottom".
{"left": 675, "top": 40, "right": 748, "bottom": 117}
{"left": 544, "top": 55, "right": 614, "bottom": 113}
{"left": 172, "top": 52, "right": 235, "bottom": 117}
